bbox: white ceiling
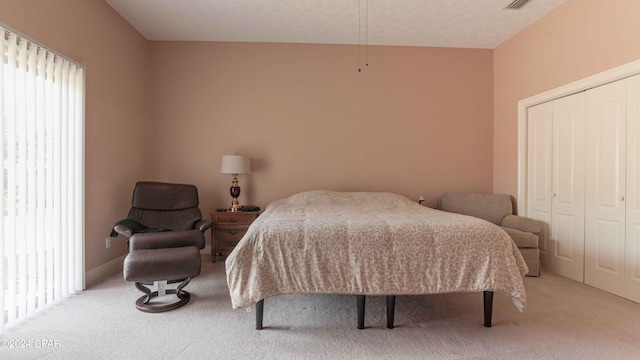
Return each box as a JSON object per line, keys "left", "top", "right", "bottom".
{"left": 105, "top": 0, "right": 568, "bottom": 49}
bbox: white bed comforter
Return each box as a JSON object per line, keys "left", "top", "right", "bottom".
{"left": 225, "top": 191, "right": 528, "bottom": 312}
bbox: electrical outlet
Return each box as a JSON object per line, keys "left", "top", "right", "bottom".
{"left": 105, "top": 237, "right": 111, "bottom": 249}
{"left": 418, "top": 196, "right": 425, "bottom": 205}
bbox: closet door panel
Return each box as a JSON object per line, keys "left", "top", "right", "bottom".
{"left": 527, "top": 102, "right": 553, "bottom": 256}
{"left": 550, "top": 92, "right": 586, "bottom": 281}
{"left": 626, "top": 74, "right": 640, "bottom": 302}
{"left": 585, "top": 80, "right": 627, "bottom": 294}
{"left": 554, "top": 213, "right": 578, "bottom": 258}
{"left": 594, "top": 220, "right": 624, "bottom": 272}
{"left": 628, "top": 223, "right": 640, "bottom": 302}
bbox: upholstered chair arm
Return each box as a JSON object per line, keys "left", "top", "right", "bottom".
{"left": 500, "top": 214, "right": 541, "bottom": 233}
{"left": 129, "top": 230, "right": 205, "bottom": 251}
{"left": 194, "top": 219, "right": 214, "bottom": 232}
{"left": 114, "top": 224, "right": 135, "bottom": 239}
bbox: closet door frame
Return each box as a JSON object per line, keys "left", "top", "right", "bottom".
{"left": 518, "top": 59, "right": 640, "bottom": 216}
{"left": 625, "top": 75, "right": 640, "bottom": 302}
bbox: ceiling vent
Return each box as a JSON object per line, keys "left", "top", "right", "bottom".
{"left": 506, "top": 0, "right": 530, "bottom": 9}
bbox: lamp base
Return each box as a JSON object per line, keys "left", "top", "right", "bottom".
{"left": 229, "top": 180, "right": 241, "bottom": 212}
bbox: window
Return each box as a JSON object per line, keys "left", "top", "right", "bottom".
{"left": 0, "top": 25, "right": 84, "bottom": 330}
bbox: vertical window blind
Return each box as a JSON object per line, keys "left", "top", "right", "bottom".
{"left": 0, "top": 25, "right": 84, "bottom": 330}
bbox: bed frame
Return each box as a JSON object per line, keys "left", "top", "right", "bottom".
{"left": 254, "top": 291, "right": 494, "bottom": 330}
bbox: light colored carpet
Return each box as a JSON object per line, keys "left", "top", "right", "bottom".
{"left": 1, "top": 256, "right": 640, "bottom": 359}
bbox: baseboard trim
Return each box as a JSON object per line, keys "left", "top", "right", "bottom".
{"left": 85, "top": 255, "right": 125, "bottom": 289}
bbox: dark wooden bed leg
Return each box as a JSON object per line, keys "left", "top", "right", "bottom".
{"left": 256, "top": 299, "right": 264, "bottom": 330}
{"left": 386, "top": 295, "right": 395, "bottom": 329}
{"left": 357, "top": 295, "right": 365, "bottom": 329}
{"left": 483, "top": 291, "right": 493, "bottom": 328}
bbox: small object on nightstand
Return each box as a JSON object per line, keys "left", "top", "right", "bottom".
{"left": 240, "top": 205, "right": 260, "bottom": 212}
{"left": 210, "top": 210, "right": 259, "bottom": 262}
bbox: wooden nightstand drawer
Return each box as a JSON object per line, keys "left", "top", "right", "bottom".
{"left": 215, "top": 226, "right": 247, "bottom": 243}
{"left": 210, "top": 210, "right": 259, "bottom": 262}
{"left": 214, "top": 214, "right": 254, "bottom": 225}
{"left": 216, "top": 240, "right": 242, "bottom": 250}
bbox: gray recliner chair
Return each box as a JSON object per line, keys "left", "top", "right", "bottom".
{"left": 438, "top": 193, "right": 541, "bottom": 277}
{"left": 113, "top": 181, "right": 214, "bottom": 312}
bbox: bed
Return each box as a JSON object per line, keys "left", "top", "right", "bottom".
{"left": 225, "top": 190, "right": 528, "bottom": 329}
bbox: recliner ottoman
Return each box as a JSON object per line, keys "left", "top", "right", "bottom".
{"left": 123, "top": 245, "right": 201, "bottom": 312}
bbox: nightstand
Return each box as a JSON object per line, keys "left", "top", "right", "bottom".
{"left": 210, "top": 210, "right": 259, "bottom": 262}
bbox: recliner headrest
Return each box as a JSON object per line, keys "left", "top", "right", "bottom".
{"left": 131, "top": 181, "right": 199, "bottom": 211}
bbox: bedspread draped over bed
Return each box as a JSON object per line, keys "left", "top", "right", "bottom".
{"left": 225, "top": 191, "right": 528, "bottom": 312}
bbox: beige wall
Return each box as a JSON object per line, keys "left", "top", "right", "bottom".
{"left": 1, "top": 1, "right": 497, "bottom": 274}
{"left": 0, "top": 0, "right": 149, "bottom": 272}
{"left": 148, "top": 42, "right": 494, "bottom": 213}
{"left": 9, "top": 0, "right": 629, "bottom": 275}
{"left": 493, "top": 0, "right": 640, "bottom": 200}
{"left": 0, "top": 0, "right": 636, "bottom": 278}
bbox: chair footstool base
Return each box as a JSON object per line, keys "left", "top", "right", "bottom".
{"left": 134, "top": 278, "right": 192, "bottom": 313}
{"left": 124, "top": 246, "right": 202, "bottom": 312}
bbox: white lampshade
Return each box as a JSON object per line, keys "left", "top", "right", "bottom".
{"left": 220, "top": 155, "right": 251, "bottom": 174}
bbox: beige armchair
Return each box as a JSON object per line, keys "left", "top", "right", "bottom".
{"left": 438, "top": 193, "right": 540, "bottom": 277}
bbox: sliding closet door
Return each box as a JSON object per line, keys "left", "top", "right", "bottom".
{"left": 549, "top": 93, "right": 586, "bottom": 282}
{"left": 585, "top": 80, "right": 627, "bottom": 294}
{"left": 626, "top": 75, "right": 640, "bottom": 303}
{"left": 527, "top": 102, "right": 553, "bottom": 258}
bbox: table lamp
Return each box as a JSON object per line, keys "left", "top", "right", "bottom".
{"left": 220, "top": 155, "right": 251, "bottom": 212}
